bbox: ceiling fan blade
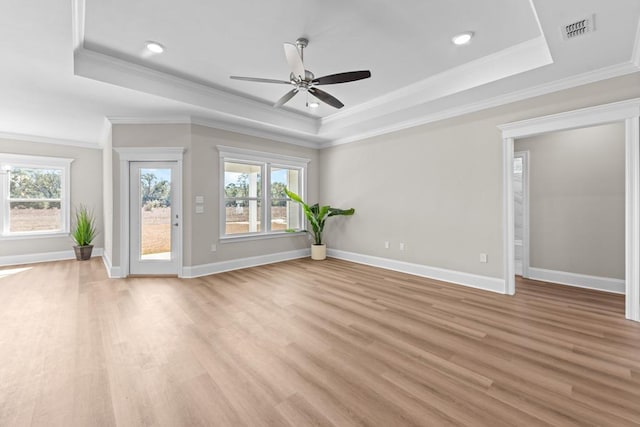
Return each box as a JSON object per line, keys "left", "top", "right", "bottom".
{"left": 312, "top": 70, "right": 371, "bottom": 85}
{"left": 309, "top": 87, "right": 344, "bottom": 109}
{"left": 283, "top": 43, "right": 305, "bottom": 80}
{"left": 274, "top": 89, "right": 298, "bottom": 108}
{"left": 230, "top": 76, "right": 291, "bottom": 84}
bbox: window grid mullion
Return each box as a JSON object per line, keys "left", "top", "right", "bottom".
{"left": 8, "top": 198, "right": 62, "bottom": 202}
{"left": 0, "top": 158, "right": 70, "bottom": 237}
{"left": 222, "top": 156, "right": 306, "bottom": 238}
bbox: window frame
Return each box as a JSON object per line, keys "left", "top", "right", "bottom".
{"left": 0, "top": 153, "right": 73, "bottom": 239}
{"left": 218, "top": 145, "right": 309, "bottom": 241}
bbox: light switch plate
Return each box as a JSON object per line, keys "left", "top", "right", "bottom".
{"left": 195, "top": 205, "right": 204, "bottom": 214}
{"left": 195, "top": 196, "right": 204, "bottom": 203}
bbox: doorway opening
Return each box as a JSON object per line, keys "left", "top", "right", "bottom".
{"left": 500, "top": 99, "right": 640, "bottom": 321}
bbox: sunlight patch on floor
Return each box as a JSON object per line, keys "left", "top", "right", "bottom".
{"left": 0, "top": 267, "right": 32, "bottom": 279}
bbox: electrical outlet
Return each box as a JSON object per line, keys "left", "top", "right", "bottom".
{"left": 480, "top": 253, "right": 488, "bottom": 263}
{"left": 399, "top": 243, "right": 405, "bottom": 251}
{"left": 384, "top": 241, "right": 390, "bottom": 249}
{"left": 211, "top": 244, "right": 217, "bottom": 252}
{"left": 195, "top": 205, "right": 204, "bottom": 214}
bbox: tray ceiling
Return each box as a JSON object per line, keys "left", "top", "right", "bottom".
{"left": 0, "top": 0, "right": 639, "bottom": 147}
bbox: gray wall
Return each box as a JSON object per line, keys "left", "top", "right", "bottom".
{"left": 110, "top": 123, "right": 319, "bottom": 269}
{"left": 189, "top": 125, "right": 319, "bottom": 266}
{"left": 0, "top": 138, "right": 104, "bottom": 257}
{"left": 319, "top": 72, "right": 640, "bottom": 279}
{"left": 515, "top": 123, "right": 625, "bottom": 279}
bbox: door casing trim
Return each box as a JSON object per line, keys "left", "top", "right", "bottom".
{"left": 499, "top": 98, "right": 640, "bottom": 321}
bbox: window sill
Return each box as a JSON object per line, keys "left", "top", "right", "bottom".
{"left": 0, "top": 231, "right": 70, "bottom": 241}
{"left": 220, "top": 231, "right": 308, "bottom": 243}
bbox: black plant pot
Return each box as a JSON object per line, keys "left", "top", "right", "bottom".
{"left": 74, "top": 245, "right": 93, "bottom": 261}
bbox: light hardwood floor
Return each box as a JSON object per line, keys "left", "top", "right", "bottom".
{"left": 1, "top": 257, "right": 639, "bottom": 426}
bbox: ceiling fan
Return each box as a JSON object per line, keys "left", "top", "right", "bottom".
{"left": 230, "top": 38, "right": 371, "bottom": 109}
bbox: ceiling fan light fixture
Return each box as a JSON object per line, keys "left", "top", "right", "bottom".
{"left": 452, "top": 32, "right": 474, "bottom": 45}
{"left": 145, "top": 41, "right": 165, "bottom": 53}
{"left": 230, "top": 37, "right": 370, "bottom": 109}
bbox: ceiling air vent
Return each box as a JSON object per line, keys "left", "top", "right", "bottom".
{"left": 562, "top": 14, "right": 595, "bottom": 40}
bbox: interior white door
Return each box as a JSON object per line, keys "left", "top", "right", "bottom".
{"left": 129, "top": 162, "right": 180, "bottom": 275}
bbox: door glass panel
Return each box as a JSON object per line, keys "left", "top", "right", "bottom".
{"left": 139, "top": 168, "right": 171, "bottom": 260}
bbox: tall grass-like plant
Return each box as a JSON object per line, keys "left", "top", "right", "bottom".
{"left": 285, "top": 189, "right": 354, "bottom": 245}
{"left": 72, "top": 205, "right": 97, "bottom": 247}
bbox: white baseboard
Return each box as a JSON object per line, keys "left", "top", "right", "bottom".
{"left": 100, "top": 251, "right": 123, "bottom": 278}
{"left": 527, "top": 267, "right": 625, "bottom": 294}
{"left": 0, "top": 247, "right": 104, "bottom": 267}
{"left": 327, "top": 249, "right": 506, "bottom": 294}
{"left": 181, "top": 248, "right": 311, "bottom": 278}
{"left": 515, "top": 260, "right": 523, "bottom": 276}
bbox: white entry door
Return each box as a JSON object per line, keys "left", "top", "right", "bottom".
{"left": 129, "top": 162, "right": 180, "bottom": 275}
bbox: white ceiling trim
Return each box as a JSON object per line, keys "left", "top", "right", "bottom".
{"left": 632, "top": 17, "right": 640, "bottom": 67}
{"left": 74, "top": 48, "right": 319, "bottom": 135}
{"left": 190, "top": 117, "right": 324, "bottom": 149}
{"left": 0, "top": 131, "right": 100, "bottom": 149}
{"left": 72, "top": 0, "right": 85, "bottom": 51}
{"left": 107, "top": 116, "right": 192, "bottom": 125}
{"left": 321, "top": 35, "right": 553, "bottom": 130}
{"left": 107, "top": 116, "right": 322, "bottom": 149}
{"left": 322, "top": 61, "right": 640, "bottom": 148}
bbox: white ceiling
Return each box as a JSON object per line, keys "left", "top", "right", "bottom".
{"left": 1, "top": 0, "right": 639, "bottom": 148}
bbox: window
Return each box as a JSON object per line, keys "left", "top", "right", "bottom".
{"left": 218, "top": 146, "right": 308, "bottom": 238}
{"left": 0, "top": 154, "right": 73, "bottom": 237}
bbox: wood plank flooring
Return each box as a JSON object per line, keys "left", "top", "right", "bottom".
{"left": 1, "top": 257, "right": 639, "bottom": 426}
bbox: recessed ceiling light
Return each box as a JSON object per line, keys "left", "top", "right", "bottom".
{"left": 146, "top": 41, "right": 165, "bottom": 53}
{"left": 308, "top": 102, "right": 319, "bottom": 109}
{"left": 452, "top": 32, "right": 474, "bottom": 45}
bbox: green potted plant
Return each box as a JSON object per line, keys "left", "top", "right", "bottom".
{"left": 71, "top": 205, "right": 97, "bottom": 261}
{"left": 285, "top": 189, "right": 355, "bottom": 260}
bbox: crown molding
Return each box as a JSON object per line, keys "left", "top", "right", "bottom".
{"left": 107, "top": 116, "right": 192, "bottom": 125}
{"left": 0, "top": 131, "right": 100, "bottom": 149}
{"left": 321, "top": 61, "right": 640, "bottom": 148}
{"left": 74, "top": 48, "right": 319, "bottom": 135}
{"left": 106, "top": 115, "right": 323, "bottom": 149}
{"left": 190, "top": 116, "right": 325, "bottom": 149}
{"left": 320, "top": 35, "right": 553, "bottom": 131}
{"left": 106, "top": 60, "right": 640, "bottom": 151}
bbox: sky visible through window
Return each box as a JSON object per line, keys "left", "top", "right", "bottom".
{"left": 146, "top": 168, "right": 171, "bottom": 182}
